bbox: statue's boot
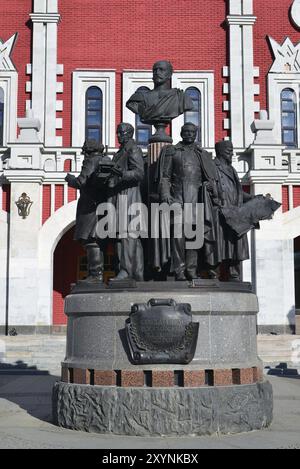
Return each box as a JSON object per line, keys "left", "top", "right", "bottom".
{"left": 85, "top": 243, "right": 104, "bottom": 283}
{"left": 186, "top": 269, "right": 198, "bottom": 281}
{"left": 186, "top": 250, "right": 198, "bottom": 280}
{"left": 175, "top": 270, "right": 187, "bottom": 281}
{"left": 207, "top": 269, "right": 218, "bottom": 279}
{"left": 110, "top": 270, "right": 130, "bottom": 281}
{"left": 229, "top": 264, "right": 241, "bottom": 282}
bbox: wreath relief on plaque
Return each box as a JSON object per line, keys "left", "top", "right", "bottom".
{"left": 126, "top": 299, "right": 199, "bottom": 365}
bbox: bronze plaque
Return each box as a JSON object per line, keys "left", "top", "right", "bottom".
{"left": 126, "top": 299, "right": 199, "bottom": 364}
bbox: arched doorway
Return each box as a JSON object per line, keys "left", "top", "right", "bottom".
{"left": 53, "top": 227, "right": 85, "bottom": 325}
{"left": 53, "top": 227, "right": 116, "bottom": 325}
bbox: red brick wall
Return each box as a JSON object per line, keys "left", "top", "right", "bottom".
{"left": 253, "top": 0, "right": 299, "bottom": 113}
{"left": 55, "top": 185, "right": 64, "bottom": 211}
{"left": 68, "top": 187, "right": 77, "bottom": 203}
{"left": 57, "top": 0, "right": 228, "bottom": 147}
{"left": 0, "top": 0, "right": 32, "bottom": 119}
{"left": 1, "top": 184, "right": 11, "bottom": 213}
{"left": 42, "top": 185, "right": 51, "bottom": 224}
{"left": 282, "top": 185, "right": 289, "bottom": 213}
{"left": 293, "top": 186, "right": 300, "bottom": 209}
{"left": 64, "top": 159, "right": 72, "bottom": 172}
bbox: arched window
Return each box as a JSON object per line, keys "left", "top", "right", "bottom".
{"left": 184, "top": 87, "right": 201, "bottom": 143}
{"left": 281, "top": 88, "right": 297, "bottom": 148}
{"left": 0, "top": 88, "right": 4, "bottom": 147}
{"left": 135, "top": 86, "right": 152, "bottom": 147}
{"left": 85, "top": 86, "right": 103, "bottom": 144}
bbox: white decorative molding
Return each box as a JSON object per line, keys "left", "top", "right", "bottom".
{"left": 0, "top": 70, "right": 18, "bottom": 144}
{"left": 227, "top": 15, "right": 257, "bottom": 25}
{"left": 223, "top": 83, "right": 229, "bottom": 94}
{"left": 30, "top": 0, "right": 60, "bottom": 147}
{"left": 56, "top": 118, "right": 63, "bottom": 129}
{"left": 222, "top": 66, "right": 229, "bottom": 78}
{"left": 122, "top": 71, "right": 154, "bottom": 133}
{"left": 30, "top": 13, "right": 61, "bottom": 23}
{"left": 268, "top": 36, "right": 300, "bottom": 73}
{"left": 56, "top": 100, "right": 63, "bottom": 111}
{"left": 72, "top": 70, "right": 116, "bottom": 148}
{"left": 0, "top": 34, "right": 18, "bottom": 71}
{"left": 172, "top": 71, "right": 215, "bottom": 147}
{"left": 223, "top": 101, "right": 230, "bottom": 111}
{"left": 56, "top": 82, "right": 63, "bottom": 93}
{"left": 229, "top": 0, "right": 253, "bottom": 15}
{"left": 227, "top": 1, "right": 257, "bottom": 148}
{"left": 56, "top": 64, "right": 64, "bottom": 75}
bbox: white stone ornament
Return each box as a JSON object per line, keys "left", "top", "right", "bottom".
{"left": 291, "top": 0, "right": 300, "bottom": 29}
{"left": 0, "top": 33, "right": 18, "bottom": 71}
{"left": 268, "top": 36, "right": 300, "bottom": 72}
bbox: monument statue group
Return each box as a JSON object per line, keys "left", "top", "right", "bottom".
{"left": 66, "top": 60, "right": 280, "bottom": 285}
{"left": 53, "top": 61, "right": 279, "bottom": 436}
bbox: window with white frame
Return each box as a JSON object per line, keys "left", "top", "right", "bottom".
{"left": 268, "top": 75, "right": 300, "bottom": 147}
{"left": 72, "top": 70, "right": 116, "bottom": 148}
{"left": 123, "top": 71, "right": 154, "bottom": 141}
{"left": 172, "top": 72, "right": 215, "bottom": 148}
{"left": 267, "top": 36, "right": 300, "bottom": 148}
{"left": 135, "top": 86, "right": 152, "bottom": 147}
{"left": 184, "top": 87, "right": 201, "bottom": 143}
{"left": 281, "top": 88, "right": 297, "bottom": 148}
{"left": 85, "top": 86, "right": 103, "bottom": 145}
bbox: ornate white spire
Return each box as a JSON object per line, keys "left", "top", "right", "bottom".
{"left": 268, "top": 36, "right": 300, "bottom": 73}
{"left": 0, "top": 33, "right": 18, "bottom": 71}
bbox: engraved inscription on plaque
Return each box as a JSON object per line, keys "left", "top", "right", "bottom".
{"left": 126, "top": 298, "right": 199, "bottom": 365}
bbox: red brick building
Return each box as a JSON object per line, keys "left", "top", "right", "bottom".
{"left": 0, "top": 0, "right": 299, "bottom": 333}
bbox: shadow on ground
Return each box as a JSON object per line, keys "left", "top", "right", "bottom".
{"left": 265, "top": 363, "right": 300, "bottom": 379}
{"left": 0, "top": 362, "right": 60, "bottom": 423}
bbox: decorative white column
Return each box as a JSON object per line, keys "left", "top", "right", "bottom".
{"left": 0, "top": 207, "right": 8, "bottom": 329}
{"left": 227, "top": 0, "right": 258, "bottom": 148}
{"left": 4, "top": 171, "right": 44, "bottom": 329}
{"left": 30, "top": 0, "right": 61, "bottom": 147}
{"left": 248, "top": 111, "right": 295, "bottom": 333}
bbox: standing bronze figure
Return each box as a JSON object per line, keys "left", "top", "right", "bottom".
{"left": 158, "top": 122, "right": 219, "bottom": 280}
{"left": 109, "top": 123, "right": 145, "bottom": 282}
{"left": 65, "top": 139, "right": 112, "bottom": 283}
{"left": 214, "top": 140, "right": 253, "bottom": 281}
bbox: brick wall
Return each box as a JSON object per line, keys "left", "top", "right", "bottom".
{"left": 0, "top": 0, "right": 32, "bottom": 119}
{"left": 57, "top": 0, "right": 228, "bottom": 147}
{"left": 253, "top": 0, "right": 299, "bottom": 112}
{"left": 282, "top": 185, "right": 289, "bottom": 213}
{"left": 1, "top": 184, "right": 11, "bottom": 213}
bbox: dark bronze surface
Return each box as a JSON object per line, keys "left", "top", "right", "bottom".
{"left": 126, "top": 299, "right": 199, "bottom": 364}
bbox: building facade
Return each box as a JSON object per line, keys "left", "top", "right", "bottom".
{"left": 0, "top": 0, "right": 299, "bottom": 333}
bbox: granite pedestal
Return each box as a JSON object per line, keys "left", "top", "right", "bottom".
{"left": 52, "top": 281, "right": 273, "bottom": 436}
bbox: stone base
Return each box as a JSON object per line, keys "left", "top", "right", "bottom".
{"left": 53, "top": 380, "right": 273, "bottom": 436}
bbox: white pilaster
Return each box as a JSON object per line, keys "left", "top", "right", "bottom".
{"left": 4, "top": 173, "right": 44, "bottom": 327}
{"left": 30, "top": 0, "right": 61, "bottom": 146}
{"left": 227, "top": 0, "right": 257, "bottom": 148}
{"left": 0, "top": 209, "right": 8, "bottom": 327}
{"left": 248, "top": 169, "right": 296, "bottom": 331}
